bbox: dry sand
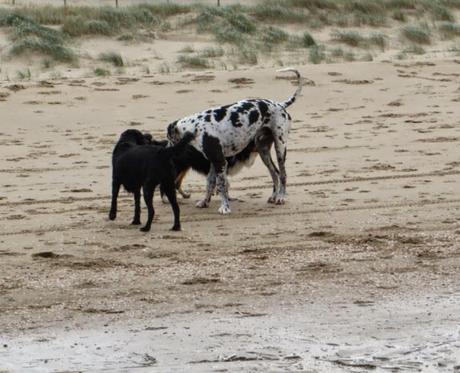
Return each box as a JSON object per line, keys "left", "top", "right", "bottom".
{"left": 1, "top": 58, "right": 460, "bottom": 371}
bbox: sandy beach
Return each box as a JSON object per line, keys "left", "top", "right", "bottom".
{"left": 1, "top": 1, "right": 460, "bottom": 371}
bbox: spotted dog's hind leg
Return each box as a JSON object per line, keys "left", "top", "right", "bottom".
{"left": 255, "top": 128, "right": 280, "bottom": 204}
{"left": 201, "top": 133, "right": 231, "bottom": 214}
{"left": 273, "top": 130, "right": 288, "bottom": 205}
{"left": 176, "top": 170, "right": 191, "bottom": 199}
{"left": 196, "top": 167, "right": 216, "bottom": 208}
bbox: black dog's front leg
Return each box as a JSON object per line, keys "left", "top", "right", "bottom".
{"left": 131, "top": 189, "right": 141, "bottom": 225}
{"left": 109, "top": 181, "right": 120, "bottom": 220}
{"left": 140, "top": 184, "right": 155, "bottom": 232}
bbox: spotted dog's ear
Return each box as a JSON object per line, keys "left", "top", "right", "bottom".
{"left": 167, "top": 120, "right": 178, "bottom": 140}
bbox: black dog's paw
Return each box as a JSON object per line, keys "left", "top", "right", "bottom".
{"left": 171, "top": 225, "right": 181, "bottom": 231}
{"left": 131, "top": 220, "right": 141, "bottom": 225}
{"left": 109, "top": 211, "right": 116, "bottom": 220}
{"left": 140, "top": 226, "right": 151, "bottom": 232}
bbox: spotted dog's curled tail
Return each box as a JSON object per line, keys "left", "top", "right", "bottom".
{"left": 277, "top": 68, "right": 304, "bottom": 109}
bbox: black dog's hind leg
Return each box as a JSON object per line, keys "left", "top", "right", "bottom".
{"left": 131, "top": 189, "right": 141, "bottom": 225}
{"left": 109, "top": 180, "right": 120, "bottom": 220}
{"left": 140, "top": 183, "right": 156, "bottom": 232}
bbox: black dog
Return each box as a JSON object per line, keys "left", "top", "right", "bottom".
{"left": 109, "top": 129, "right": 194, "bottom": 232}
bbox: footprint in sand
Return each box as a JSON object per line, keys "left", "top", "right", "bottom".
{"left": 0, "top": 92, "right": 10, "bottom": 101}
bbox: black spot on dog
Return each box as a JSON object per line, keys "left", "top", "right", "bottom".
{"left": 236, "top": 101, "right": 254, "bottom": 113}
{"left": 258, "top": 101, "right": 269, "bottom": 118}
{"left": 213, "top": 104, "right": 231, "bottom": 122}
{"left": 248, "top": 110, "right": 260, "bottom": 125}
{"left": 230, "top": 111, "right": 242, "bottom": 127}
{"left": 202, "top": 132, "right": 226, "bottom": 173}
{"left": 204, "top": 114, "right": 211, "bottom": 122}
{"left": 287, "top": 112, "right": 292, "bottom": 121}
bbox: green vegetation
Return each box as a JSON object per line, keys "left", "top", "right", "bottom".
{"left": 403, "top": 44, "right": 426, "bottom": 54}
{"left": 302, "top": 32, "right": 317, "bottom": 48}
{"left": 94, "top": 67, "right": 110, "bottom": 76}
{"left": 198, "top": 47, "right": 225, "bottom": 58}
{"left": 99, "top": 51, "right": 124, "bottom": 67}
{"left": 0, "top": 0, "right": 459, "bottom": 69}
{"left": 438, "top": 21, "right": 460, "bottom": 38}
{"left": 177, "top": 55, "right": 210, "bottom": 69}
{"left": 3, "top": 14, "right": 76, "bottom": 62}
{"left": 332, "top": 30, "right": 387, "bottom": 49}
{"left": 309, "top": 45, "right": 326, "bottom": 64}
{"left": 402, "top": 24, "right": 431, "bottom": 44}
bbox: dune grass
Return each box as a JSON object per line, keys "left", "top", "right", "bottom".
{"left": 3, "top": 14, "right": 76, "bottom": 62}
{"left": 99, "top": 51, "right": 124, "bottom": 67}
{"left": 1, "top": 0, "right": 460, "bottom": 68}
{"left": 332, "top": 30, "right": 387, "bottom": 49}
{"left": 177, "top": 55, "right": 210, "bottom": 69}
{"left": 438, "top": 21, "right": 460, "bottom": 38}
{"left": 94, "top": 67, "right": 110, "bottom": 76}
{"left": 402, "top": 24, "right": 431, "bottom": 44}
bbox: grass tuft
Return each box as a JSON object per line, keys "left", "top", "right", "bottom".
{"left": 309, "top": 44, "right": 326, "bottom": 64}
{"left": 198, "top": 47, "right": 225, "bottom": 58}
{"left": 403, "top": 44, "right": 426, "bottom": 54}
{"left": 94, "top": 67, "right": 110, "bottom": 76}
{"left": 99, "top": 51, "right": 124, "bottom": 67}
{"left": 402, "top": 24, "right": 431, "bottom": 44}
{"left": 302, "top": 31, "right": 317, "bottom": 47}
{"left": 177, "top": 55, "right": 210, "bottom": 69}
{"left": 438, "top": 21, "right": 460, "bottom": 38}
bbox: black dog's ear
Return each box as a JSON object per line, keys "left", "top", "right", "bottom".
{"left": 151, "top": 139, "right": 169, "bottom": 147}
{"left": 143, "top": 133, "right": 153, "bottom": 144}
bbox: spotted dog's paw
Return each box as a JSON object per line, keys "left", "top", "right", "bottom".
{"left": 180, "top": 191, "right": 191, "bottom": 199}
{"left": 218, "top": 205, "right": 231, "bottom": 215}
{"left": 275, "top": 196, "right": 286, "bottom": 205}
{"left": 196, "top": 199, "right": 210, "bottom": 208}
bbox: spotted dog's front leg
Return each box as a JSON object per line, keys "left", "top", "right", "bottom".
{"left": 255, "top": 128, "right": 280, "bottom": 204}
{"left": 196, "top": 167, "right": 216, "bottom": 208}
{"left": 216, "top": 165, "right": 231, "bottom": 214}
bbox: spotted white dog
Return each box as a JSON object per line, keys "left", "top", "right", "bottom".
{"left": 167, "top": 68, "right": 303, "bottom": 214}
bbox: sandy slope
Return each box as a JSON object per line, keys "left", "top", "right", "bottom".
{"left": 0, "top": 60, "right": 460, "bottom": 371}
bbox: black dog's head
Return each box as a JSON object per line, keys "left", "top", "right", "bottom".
{"left": 113, "top": 129, "right": 153, "bottom": 159}
{"left": 118, "top": 129, "right": 152, "bottom": 146}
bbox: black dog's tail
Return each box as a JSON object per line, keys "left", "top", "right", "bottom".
{"left": 277, "top": 68, "right": 304, "bottom": 109}
{"left": 161, "top": 132, "right": 195, "bottom": 159}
